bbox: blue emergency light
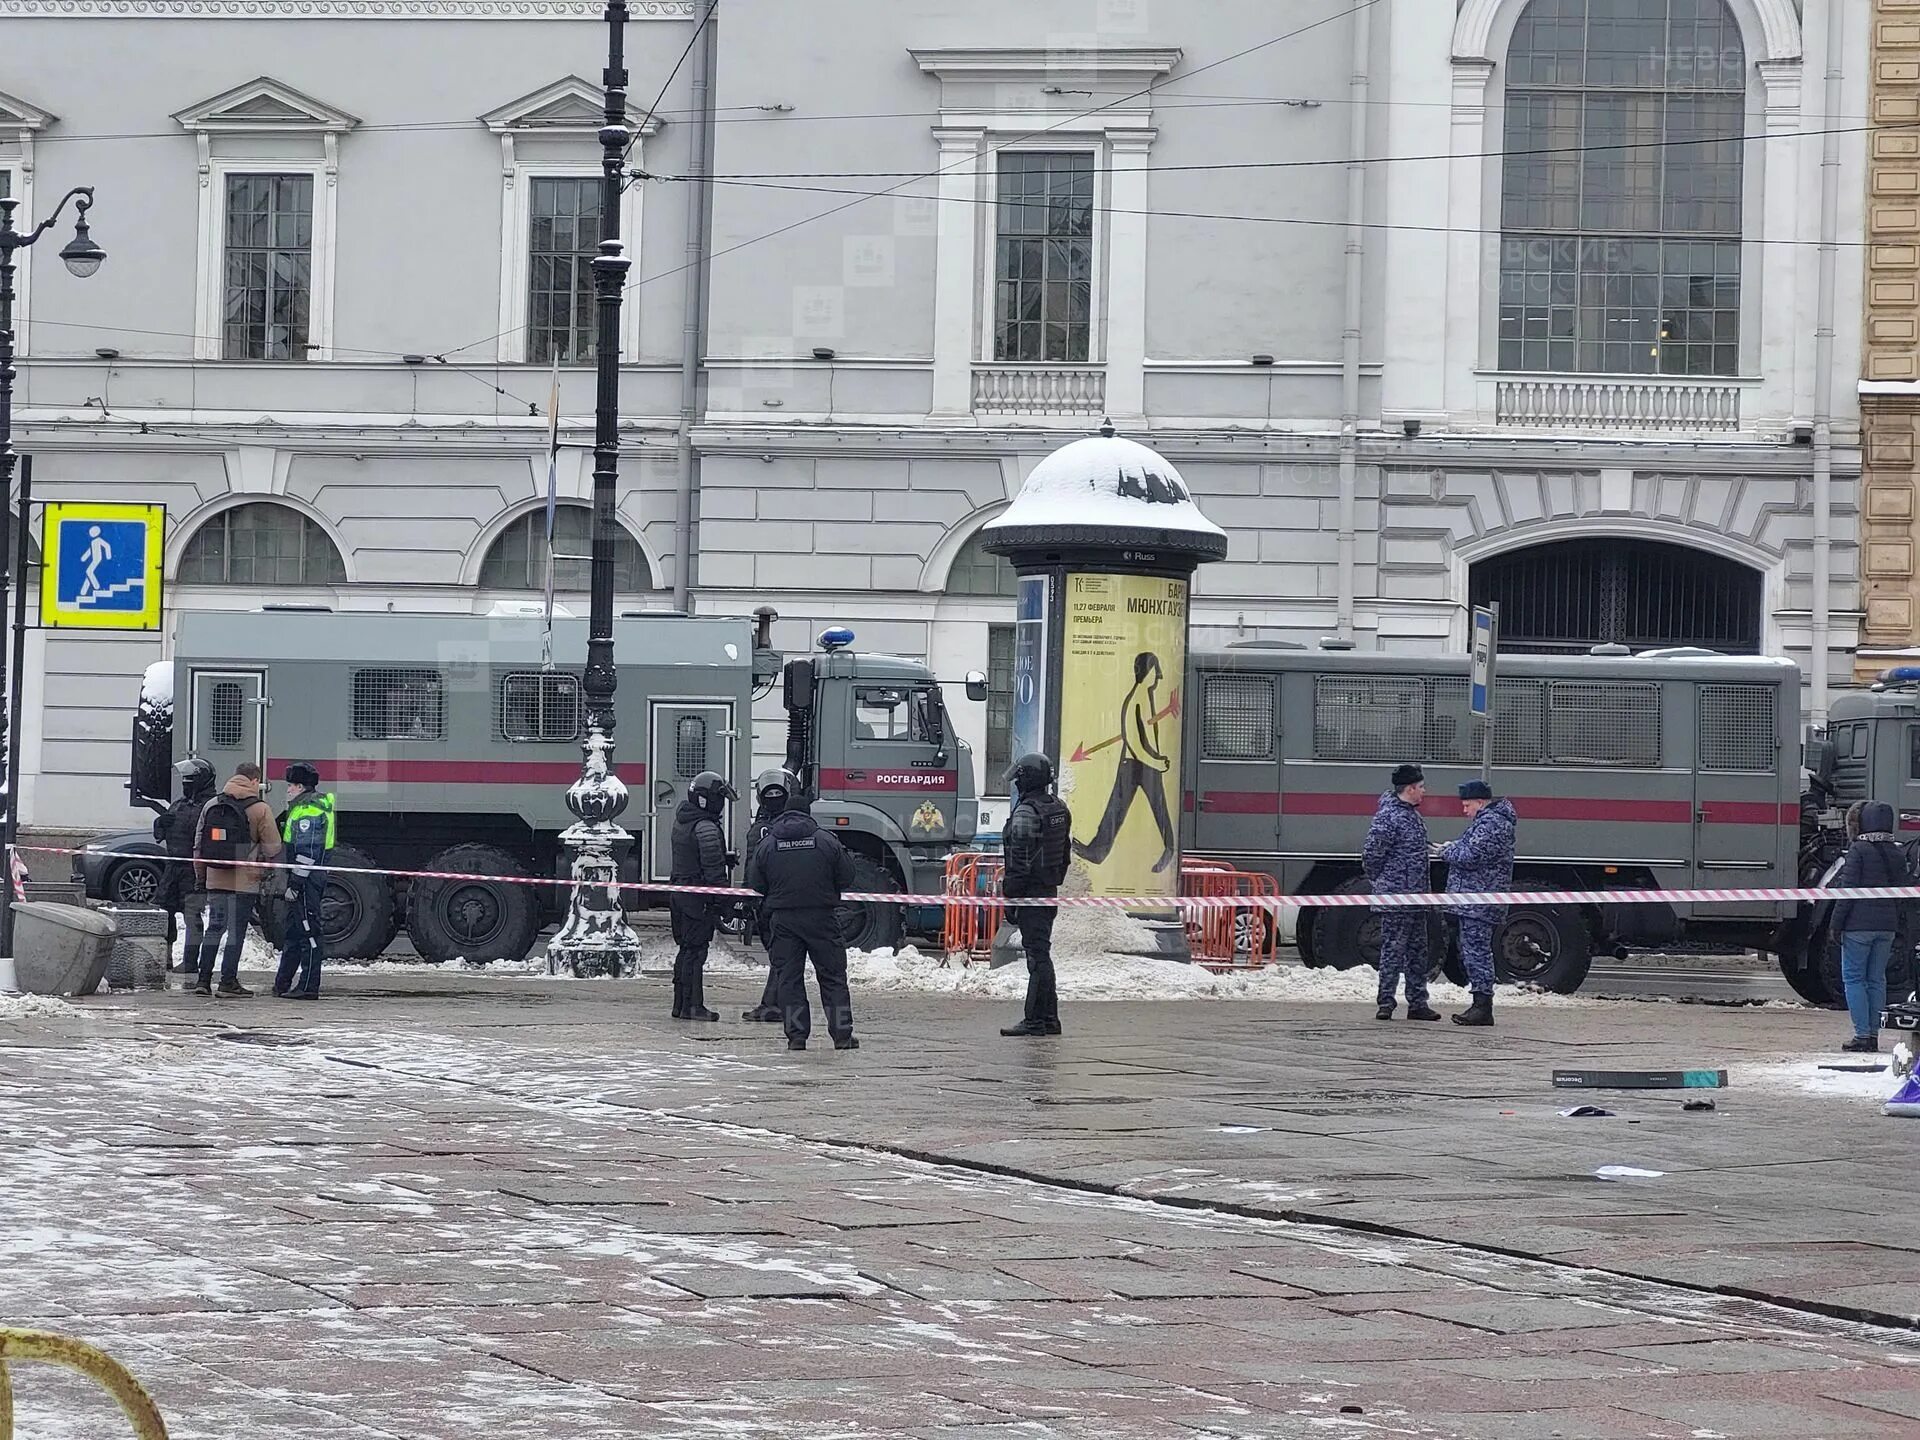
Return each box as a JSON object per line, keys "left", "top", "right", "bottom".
{"left": 819, "top": 627, "right": 856, "bottom": 652}
{"left": 1879, "top": 666, "right": 1920, "bottom": 684}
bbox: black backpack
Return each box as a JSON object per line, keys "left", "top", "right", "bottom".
{"left": 197, "top": 794, "right": 253, "bottom": 866}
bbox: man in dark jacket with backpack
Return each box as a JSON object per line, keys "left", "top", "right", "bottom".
{"left": 193, "top": 762, "right": 283, "bottom": 997}
{"left": 669, "top": 771, "right": 736, "bottom": 1022}
{"left": 1833, "top": 799, "right": 1910, "bottom": 1053}
{"left": 1000, "top": 753, "right": 1073, "bottom": 1038}
{"left": 747, "top": 802, "right": 858, "bottom": 1052}
{"left": 154, "top": 757, "right": 215, "bottom": 968}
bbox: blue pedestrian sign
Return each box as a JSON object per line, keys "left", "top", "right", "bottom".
{"left": 40, "top": 502, "right": 166, "bottom": 631}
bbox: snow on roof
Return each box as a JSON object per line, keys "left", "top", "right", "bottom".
{"left": 983, "top": 433, "right": 1228, "bottom": 548}
{"left": 140, "top": 660, "right": 173, "bottom": 708}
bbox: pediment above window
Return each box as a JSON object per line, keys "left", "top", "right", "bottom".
{"left": 910, "top": 46, "right": 1180, "bottom": 127}
{"left": 171, "top": 77, "right": 360, "bottom": 135}
{"left": 0, "top": 88, "right": 55, "bottom": 136}
{"left": 480, "top": 77, "right": 662, "bottom": 138}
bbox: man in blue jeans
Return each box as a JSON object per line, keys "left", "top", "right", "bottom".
{"left": 1831, "top": 800, "right": 1911, "bottom": 1053}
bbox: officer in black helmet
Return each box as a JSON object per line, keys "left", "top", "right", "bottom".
{"left": 747, "top": 780, "right": 859, "bottom": 1052}
{"left": 153, "top": 756, "right": 216, "bottom": 966}
{"left": 740, "top": 768, "right": 797, "bottom": 1022}
{"left": 669, "top": 771, "right": 737, "bottom": 1021}
{"left": 1000, "top": 753, "right": 1074, "bottom": 1038}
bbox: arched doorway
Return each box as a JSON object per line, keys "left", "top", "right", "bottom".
{"left": 1469, "top": 537, "right": 1762, "bottom": 654}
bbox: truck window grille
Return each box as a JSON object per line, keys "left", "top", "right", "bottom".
{"left": 209, "top": 681, "right": 243, "bottom": 748}
{"left": 1547, "top": 681, "right": 1660, "bottom": 767}
{"left": 352, "top": 667, "right": 445, "bottom": 742}
{"left": 1201, "top": 675, "right": 1274, "bottom": 761}
{"left": 1699, "top": 683, "right": 1776, "bottom": 771}
{"left": 675, "top": 715, "right": 708, "bottom": 778}
{"left": 1313, "top": 676, "right": 1423, "bottom": 762}
{"left": 499, "top": 672, "right": 581, "bottom": 743}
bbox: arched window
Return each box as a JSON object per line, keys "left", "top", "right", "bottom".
{"left": 944, "top": 533, "right": 1016, "bottom": 598}
{"left": 179, "top": 503, "right": 346, "bottom": 586}
{"left": 1499, "top": 0, "right": 1746, "bottom": 376}
{"left": 479, "top": 504, "right": 651, "bottom": 592}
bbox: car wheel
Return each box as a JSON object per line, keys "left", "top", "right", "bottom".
{"left": 109, "top": 859, "right": 164, "bottom": 907}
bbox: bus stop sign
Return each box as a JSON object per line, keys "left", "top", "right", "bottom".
{"left": 1470, "top": 606, "right": 1495, "bottom": 717}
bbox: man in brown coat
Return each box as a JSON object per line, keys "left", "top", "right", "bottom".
{"left": 192, "top": 762, "right": 283, "bottom": 997}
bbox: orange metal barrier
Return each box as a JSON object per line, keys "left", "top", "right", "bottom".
{"left": 942, "top": 853, "right": 1005, "bottom": 964}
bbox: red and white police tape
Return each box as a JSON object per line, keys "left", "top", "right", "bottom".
{"left": 14, "top": 842, "right": 1914, "bottom": 913}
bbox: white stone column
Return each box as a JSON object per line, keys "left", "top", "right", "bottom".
{"left": 1757, "top": 58, "right": 1805, "bottom": 430}
{"left": 1103, "top": 129, "right": 1154, "bottom": 424}
{"left": 1445, "top": 60, "right": 1496, "bottom": 422}
{"left": 1379, "top": 0, "right": 1458, "bottom": 424}
{"left": 930, "top": 126, "right": 984, "bottom": 420}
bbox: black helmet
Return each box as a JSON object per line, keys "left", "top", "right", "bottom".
{"left": 174, "top": 756, "right": 215, "bottom": 798}
{"left": 1005, "top": 753, "right": 1055, "bottom": 795}
{"left": 754, "top": 768, "right": 796, "bottom": 808}
{"left": 689, "top": 771, "right": 737, "bottom": 813}
{"left": 284, "top": 761, "right": 321, "bottom": 791}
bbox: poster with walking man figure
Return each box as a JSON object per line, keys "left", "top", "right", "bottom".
{"left": 1057, "top": 572, "right": 1188, "bottom": 904}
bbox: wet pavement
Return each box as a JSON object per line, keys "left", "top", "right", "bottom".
{"left": 1, "top": 967, "right": 1915, "bottom": 1439}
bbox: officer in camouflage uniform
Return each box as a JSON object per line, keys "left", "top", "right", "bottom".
{"left": 1438, "top": 779, "right": 1516, "bottom": 1027}
{"left": 1363, "top": 763, "right": 1439, "bottom": 1022}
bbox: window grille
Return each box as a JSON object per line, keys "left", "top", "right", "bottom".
{"left": 1202, "top": 675, "right": 1275, "bottom": 761}
{"left": 1313, "top": 676, "right": 1424, "bottom": 762}
{"left": 479, "top": 505, "right": 649, "bottom": 593}
{"left": 675, "top": 715, "right": 709, "bottom": 778}
{"left": 224, "top": 173, "right": 313, "bottom": 361}
{"left": 1547, "top": 681, "right": 1660, "bottom": 766}
{"left": 1489, "top": 678, "right": 1548, "bottom": 766}
{"left": 1698, "top": 684, "right": 1775, "bottom": 772}
{"left": 994, "top": 152, "right": 1095, "bottom": 363}
{"left": 500, "top": 672, "right": 581, "bottom": 743}
{"left": 352, "top": 668, "right": 444, "bottom": 742}
{"left": 209, "top": 681, "right": 244, "bottom": 748}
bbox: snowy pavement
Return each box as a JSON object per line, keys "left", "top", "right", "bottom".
{"left": 3, "top": 970, "right": 1920, "bottom": 1438}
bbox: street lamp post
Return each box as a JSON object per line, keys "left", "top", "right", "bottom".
{"left": 547, "top": 0, "right": 645, "bottom": 979}
{"left": 0, "top": 187, "right": 103, "bottom": 944}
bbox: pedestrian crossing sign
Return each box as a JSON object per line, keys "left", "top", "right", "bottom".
{"left": 40, "top": 502, "right": 166, "bottom": 631}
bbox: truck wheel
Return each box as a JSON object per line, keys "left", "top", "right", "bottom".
{"left": 837, "top": 855, "right": 904, "bottom": 953}
{"left": 1315, "top": 879, "right": 1447, "bottom": 975}
{"left": 1494, "top": 904, "right": 1591, "bottom": 994}
{"left": 1436, "top": 919, "right": 1469, "bottom": 988}
{"left": 407, "top": 845, "right": 539, "bottom": 966}
{"left": 1296, "top": 907, "right": 1322, "bottom": 967}
{"left": 256, "top": 844, "right": 397, "bottom": 960}
{"left": 1780, "top": 948, "right": 1836, "bottom": 1006}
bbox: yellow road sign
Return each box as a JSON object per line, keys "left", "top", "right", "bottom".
{"left": 39, "top": 502, "right": 166, "bottom": 631}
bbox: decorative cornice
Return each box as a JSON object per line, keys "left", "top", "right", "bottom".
{"left": 0, "top": 0, "right": 691, "bottom": 17}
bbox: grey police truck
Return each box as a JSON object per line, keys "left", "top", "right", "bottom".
{"left": 1181, "top": 644, "right": 1809, "bottom": 995}
{"left": 123, "top": 607, "right": 981, "bottom": 964}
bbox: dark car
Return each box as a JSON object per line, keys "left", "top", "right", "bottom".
{"left": 73, "top": 830, "right": 168, "bottom": 906}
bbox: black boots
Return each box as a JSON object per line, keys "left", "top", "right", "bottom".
{"left": 1374, "top": 1004, "right": 1395, "bottom": 1021}
{"left": 1452, "top": 994, "right": 1494, "bottom": 1027}
{"left": 742, "top": 1005, "right": 782, "bottom": 1022}
{"left": 1001, "top": 1019, "right": 1062, "bottom": 1037}
{"left": 1406, "top": 1005, "right": 1441, "bottom": 1022}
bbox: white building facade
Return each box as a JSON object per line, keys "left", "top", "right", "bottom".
{"left": 2, "top": 0, "right": 1867, "bottom": 828}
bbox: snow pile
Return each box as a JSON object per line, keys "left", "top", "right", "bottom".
{"left": 984, "top": 434, "right": 1228, "bottom": 547}
{"left": 139, "top": 660, "right": 174, "bottom": 713}
{"left": 1741, "top": 1056, "right": 1906, "bottom": 1101}
{"left": 0, "top": 993, "right": 83, "bottom": 1019}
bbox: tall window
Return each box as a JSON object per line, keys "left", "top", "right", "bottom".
{"left": 179, "top": 503, "right": 345, "bottom": 586}
{"left": 224, "top": 174, "right": 313, "bottom": 360}
{"left": 994, "top": 153, "right": 1094, "bottom": 363}
{"left": 529, "top": 178, "right": 603, "bottom": 365}
{"left": 1498, "top": 0, "right": 1745, "bottom": 376}
{"left": 479, "top": 504, "right": 650, "bottom": 592}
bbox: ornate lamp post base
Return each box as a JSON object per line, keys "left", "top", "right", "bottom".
{"left": 547, "top": 727, "right": 645, "bottom": 979}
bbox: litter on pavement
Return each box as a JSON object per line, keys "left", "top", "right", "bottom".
{"left": 1553, "top": 1068, "right": 1727, "bottom": 1090}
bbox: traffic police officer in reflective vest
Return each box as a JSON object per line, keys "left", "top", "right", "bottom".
{"left": 747, "top": 797, "right": 859, "bottom": 1052}
{"left": 273, "top": 761, "right": 334, "bottom": 999}
{"left": 1000, "top": 753, "right": 1073, "bottom": 1038}
{"left": 670, "top": 771, "right": 737, "bottom": 1022}
{"left": 1438, "top": 779, "right": 1516, "bottom": 1027}
{"left": 1363, "top": 763, "right": 1439, "bottom": 1022}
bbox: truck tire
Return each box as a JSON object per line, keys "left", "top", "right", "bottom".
{"left": 1316, "top": 878, "right": 1446, "bottom": 977}
{"left": 1494, "top": 903, "right": 1592, "bottom": 994}
{"left": 406, "top": 845, "right": 539, "bottom": 966}
{"left": 257, "top": 844, "right": 399, "bottom": 961}
{"left": 1296, "top": 907, "right": 1322, "bottom": 968}
{"left": 1780, "top": 945, "right": 1836, "bottom": 1007}
{"left": 837, "top": 855, "right": 904, "bottom": 953}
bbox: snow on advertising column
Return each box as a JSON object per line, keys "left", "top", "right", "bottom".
{"left": 982, "top": 425, "right": 1227, "bottom": 960}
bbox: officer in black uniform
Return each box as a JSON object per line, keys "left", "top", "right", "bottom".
{"left": 1000, "top": 753, "right": 1074, "bottom": 1037}
{"left": 747, "top": 798, "right": 859, "bottom": 1052}
{"left": 740, "top": 769, "right": 797, "bottom": 1023}
{"left": 669, "top": 771, "right": 736, "bottom": 1021}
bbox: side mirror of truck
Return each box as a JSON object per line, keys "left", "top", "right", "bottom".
{"left": 1804, "top": 736, "right": 1835, "bottom": 786}
{"left": 783, "top": 658, "right": 815, "bottom": 713}
{"left": 964, "top": 670, "right": 988, "bottom": 703}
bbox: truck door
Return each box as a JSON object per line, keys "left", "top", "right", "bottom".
{"left": 1189, "top": 671, "right": 1281, "bottom": 857}
{"left": 837, "top": 684, "right": 955, "bottom": 842}
{"left": 1693, "top": 682, "right": 1783, "bottom": 874}
{"left": 648, "top": 700, "right": 735, "bottom": 881}
{"left": 187, "top": 669, "right": 266, "bottom": 780}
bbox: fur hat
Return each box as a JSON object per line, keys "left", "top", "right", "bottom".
{"left": 1457, "top": 779, "right": 1493, "bottom": 801}
{"left": 1391, "top": 763, "right": 1425, "bottom": 790}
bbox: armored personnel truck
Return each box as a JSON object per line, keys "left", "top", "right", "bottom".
{"left": 125, "top": 608, "right": 980, "bottom": 964}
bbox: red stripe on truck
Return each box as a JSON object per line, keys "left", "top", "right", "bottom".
{"left": 1184, "top": 791, "right": 1797, "bottom": 826}
{"left": 270, "top": 758, "right": 648, "bottom": 786}
{"left": 818, "top": 767, "right": 958, "bottom": 794}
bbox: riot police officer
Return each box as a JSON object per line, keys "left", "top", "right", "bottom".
{"left": 747, "top": 796, "right": 859, "bottom": 1052}
{"left": 669, "top": 771, "right": 736, "bottom": 1021}
{"left": 741, "top": 769, "right": 797, "bottom": 1023}
{"left": 1000, "top": 753, "right": 1073, "bottom": 1038}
